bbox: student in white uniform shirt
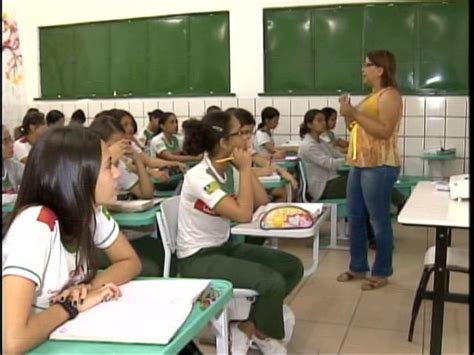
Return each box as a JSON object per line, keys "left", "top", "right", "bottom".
{"left": 2, "top": 125, "right": 24, "bottom": 194}
{"left": 255, "top": 106, "right": 298, "bottom": 158}
{"left": 2, "top": 126, "right": 141, "bottom": 354}
{"left": 149, "top": 112, "right": 202, "bottom": 163}
{"left": 13, "top": 110, "right": 47, "bottom": 164}
{"left": 178, "top": 111, "right": 304, "bottom": 355}
{"left": 140, "top": 109, "right": 163, "bottom": 149}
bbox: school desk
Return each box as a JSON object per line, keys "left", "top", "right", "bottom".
{"left": 111, "top": 205, "right": 161, "bottom": 228}
{"left": 398, "top": 182, "right": 468, "bottom": 355}
{"left": 2, "top": 203, "right": 13, "bottom": 213}
{"left": 29, "top": 278, "right": 233, "bottom": 354}
{"left": 231, "top": 205, "right": 331, "bottom": 277}
{"left": 260, "top": 177, "right": 293, "bottom": 202}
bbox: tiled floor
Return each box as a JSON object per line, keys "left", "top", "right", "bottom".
{"left": 197, "top": 223, "right": 469, "bottom": 354}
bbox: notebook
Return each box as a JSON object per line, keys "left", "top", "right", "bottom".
{"left": 106, "top": 197, "right": 165, "bottom": 212}
{"left": 50, "top": 279, "right": 210, "bottom": 345}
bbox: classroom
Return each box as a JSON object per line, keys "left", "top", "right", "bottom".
{"left": 2, "top": 0, "right": 469, "bottom": 354}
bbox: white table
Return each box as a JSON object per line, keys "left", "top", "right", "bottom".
{"left": 398, "top": 181, "right": 469, "bottom": 355}
{"left": 231, "top": 205, "right": 331, "bottom": 277}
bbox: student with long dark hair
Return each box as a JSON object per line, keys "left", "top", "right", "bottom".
{"left": 178, "top": 111, "right": 303, "bottom": 354}
{"left": 320, "top": 107, "right": 349, "bottom": 153}
{"left": 140, "top": 109, "right": 164, "bottom": 148}
{"left": 46, "top": 109, "right": 65, "bottom": 127}
{"left": 69, "top": 109, "right": 87, "bottom": 126}
{"left": 150, "top": 112, "right": 202, "bottom": 163}
{"left": 13, "top": 110, "right": 47, "bottom": 164}
{"left": 2, "top": 126, "right": 141, "bottom": 353}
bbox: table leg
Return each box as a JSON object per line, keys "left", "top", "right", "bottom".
{"left": 430, "top": 226, "right": 449, "bottom": 355}
{"left": 303, "top": 229, "right": 320, "bottom": 277}
{"left": 214, "top": 306, "right": 229, "bottom": 355}
{"left": 285, "top": 183, "right": 293, "bottom": 202}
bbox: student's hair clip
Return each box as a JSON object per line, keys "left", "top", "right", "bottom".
{"left": 211, "top": 125, "right": 223, "bottom": 132}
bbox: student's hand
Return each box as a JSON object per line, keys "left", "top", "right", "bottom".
{"left": 109, "top": 139, "right": 133, "bottom": 163}
{"left": 272, "top": 150, "right": 286, "bottom": 160}
{"left": 175, "top": 162, "right": 187, "bottom": 173}
{"left": 194, "top": 153, "right": 204, "bottom": 161}
{"left": 232, "top": 148, "right": 252, "bottom": 171}
{"left": 76, "top": 283, "right": 122, "bottom": 313}
{"left": 50, "top": 283, "right": 92, "bottom": 306}
{"left": 259, "top": 166, "right": 276, "bottom": 176}
{"left": 149, "top": 169, "right": 170, "bottom": 182}
{"left": 276, "top": 167, "right": 299, "bottom": 190}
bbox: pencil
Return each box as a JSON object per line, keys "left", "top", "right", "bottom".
{"left": 215, "top": 156, "right": 234, "bottom": 163}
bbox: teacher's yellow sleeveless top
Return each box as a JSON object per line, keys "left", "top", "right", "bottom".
{"left": 347, "top": 88, "right": 402, "bottom": 168}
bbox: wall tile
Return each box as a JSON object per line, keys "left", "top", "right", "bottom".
{"left": 446, "top": 97, "right": 467, "bottom": 117}
{"left": 349, "top": 95, "right": 364, "bottom": 106}
{"left": 204, "top": 99, "right": 222, "bottom": 111}
{"left": 158, "top": 99, "right": 174, "bottom": 113}
{"left": 310, "top": 97, "right": 328, "bottom": 110}
{"left": 405, "top": 97, "right": 425, "bottom": 116}
{"left": 445, "top": 138, "right": 465, "bottom": 158}
{"left": 398, "top": 116, "right": 405, "bottom": 136}
{"left": 135, "top": 117, "right": 145, "bottom": 134}
{"left": 424, "top": 137, "right": 444, "bottom": 151}
{"left": 333, "top": 120, "right": 347, "bottom": 136}
{"left": 188, "top": 99, "right": 205, "bottom": 117}
{"left": 114, "top": 100, "right": 130, "bottom": 110}
{"left": 237, "top": 98, "right": 255, "bottom": 115}
{"left": 274, "top": 115, "right": 291, "bottom": 135}
{"left": 74, "top": 102, "right": 89, "bottom": 118}
{"left": 425, "top": 97, "right": 446, "bottom": 117}
{"left": 291, "top": 98, "right": 309, "bottom": 116}
{"left": 445, "top": 159, "right": 465, "bottom": 176}
{"left": 404, "top": 157, "right": 423, "bottom": 176}
{"left": 143, "top": 100, "right": 159, "bottom": 116}
{"left": 100, "top": 100, "right": 115, "bottom": 111}
{"left": 88, "top": 101, "right": 102, "bottom": 117}
{"left": 405, "top": 137, "right": 424, "bottom": 156}
{"left": 220, "top": 98, "right": 238, "bottom": 110}
{"left": 290, "top": 115, "right": 303, "bottom": 135}
{"left": 273, "top": 98, "right": 291, "bottom": 116}
{"left": 129, "top": 100, "right": 144, "bottom": 118}
{"left": 173, "top": 100, "right": 189, "bottom": 117}
{"left": 62, "top": 102, "right": 75, "bottom": 118}
{"left": 464, "top": 159, "right": 469, "bottom": 173}
{"left": 38, "top": 103, "right": 50, "bottom": 113}
{"left": 445, "top": 117, "right": 466, "bottom": 137}
{"left": 405, "top": 116, "right": 424, "bottom": 136}
{"left": 464, "top": 139, "right": 469, "bottom": 158}
{"left": 425, "top": 116, "right": 445, "bottom": 137}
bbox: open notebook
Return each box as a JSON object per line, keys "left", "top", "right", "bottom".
{"left": 50, "top": 279, "right": 210, "bottom": 345}
{"left": 258, "top": 173, "right": 281, "bottom": 184}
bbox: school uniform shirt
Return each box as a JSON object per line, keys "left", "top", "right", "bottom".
{"left": 320, "top": 131, "right": 336, "bottom": 145}
{"left": 2, "top": 158, "right": 24, "bottom": 194}
{"left": 13, "top": 137, "right": 31, "bottom": 162}
{"left": 2, "top": 205, "right": 119, "bottom": 313}
{"left": 298, "top": 134, "right": 345, "bottom": 201}
{"left": 177, "top": 153, "right": 238, "bottom": 259}
{"left": 117, "top": 159, "right": 139, "bottom": 198}
{"left": 149, "top": 133, "right": 183, "bottom": 157}
{"left": 139, "top": 128, "right": 155, "bottom": 147}
{"left": 255, "top": 130, "right": 274, "bottom": 156}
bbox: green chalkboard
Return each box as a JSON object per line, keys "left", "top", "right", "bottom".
{"left": 263, "top": 1, "right": 468, "bottom": 95}
{"left": 39, "top": 12, "right": 230, "bottom": 99}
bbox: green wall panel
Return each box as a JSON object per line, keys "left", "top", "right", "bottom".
{"left": 39, "top": 27, "right": 75, "bottom": 98}
{"left": 147, "top": 16, "right": 188, "bottom": 95}
{"left": 363, "top": 3, "right": 417, "bottom": 92}
{"left": 313, "top": 6, "right": 364, "bottom": 93}
{"left": 189, "top": 13, "right": 230, "bottom": 94}
{"left": 264, "top": 9, "right": 314, "bottom": 93}
{"left": 73, "top": 22, "right": 110, "bottom": 97}
{"left": 110, "top": 20, "right": 148, "bottom": 96}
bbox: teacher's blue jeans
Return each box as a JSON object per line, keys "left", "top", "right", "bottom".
{"left": 347, "top": 166, "right": 400, "bottom": 277}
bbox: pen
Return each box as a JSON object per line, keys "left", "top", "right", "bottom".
{"left": 215, "top": 156, "right": 234, "bottom": 163}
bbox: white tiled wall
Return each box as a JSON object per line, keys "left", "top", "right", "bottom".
{"left": 24, "top": 95, "right": 470, "bottom": 177}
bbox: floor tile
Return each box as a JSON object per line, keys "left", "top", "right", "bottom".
{"left": 288, "top": 320, "right": 347, "bottom": 354}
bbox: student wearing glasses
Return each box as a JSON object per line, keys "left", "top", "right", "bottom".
{"left": 337, "top": 50, "right": 404, "bottom": 290}
{"left": 178, "top": 111, "right": 303, "bottom": 354}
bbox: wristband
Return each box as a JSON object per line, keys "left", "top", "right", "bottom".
{"left": 58, "top": 299, "right": 79, "bottom": 319}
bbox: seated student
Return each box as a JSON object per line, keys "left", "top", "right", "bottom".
{"left": 3, "top": 125, "right": 24, "bottom": 195}
{"left": 227, "top": 107, "right": 298, "bottom": 202}
{"left": 320, "top": 107, "right": 349, "bottom": 154}
{"left": 13, "top": 110, "right": 47, "bottom": 164}
{"left": 150, "top": 112, "right": 202, "bottom": 163}
{"left": 69, "top": 109, "right": 87, "bottom": 126}
{"left": 2, "top": 126, "right": 141, "bottom": 354}
{"left": 178, "top": 111, "right": 304, "bottom": 355}
{"left": 140, "top": 109, "right": 163, "bottom": 149}
{"left": 89, "top": 115, "right": 154, "bottom": 200}
{"left": 255, "top": 107, "right": 287, "bottom": 159}
{"left": 106, "top": 109, "right": 185, "bottom": 183}
{"left": 46, "top": 109, "right": 65, "bottom": 127}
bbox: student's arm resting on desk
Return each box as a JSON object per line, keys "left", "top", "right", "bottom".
{"left": 159, "top": 150, "right": 202, "bottom": 163}
{"left": 302, "top": 144, "right": 345, "bottom": 172}
{"left": 129, "top": 152, "right": 154, "bottom": 199}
